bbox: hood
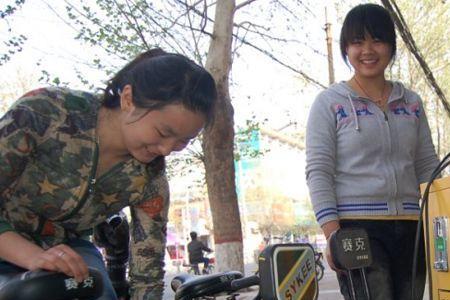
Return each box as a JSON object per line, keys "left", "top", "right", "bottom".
{"left": 328, "top": 80, "right": 406, "bottom": 103}
{"left": 327, "top": 80, "right": 406, "bottom": 131}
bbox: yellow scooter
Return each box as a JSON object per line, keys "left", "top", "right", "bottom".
{"left": 420, "top": 153, "right": 450, "bottom": 300}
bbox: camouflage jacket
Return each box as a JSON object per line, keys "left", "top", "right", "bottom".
{"left": 0, "top": 87, "right": 170, "bottom": 300}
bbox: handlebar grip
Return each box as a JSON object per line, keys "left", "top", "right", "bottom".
{"left": 230, "top": 275, "right": 260, "bottom": 290}
{"left": 170, "top": 274, "right": 191, "bottom": 292}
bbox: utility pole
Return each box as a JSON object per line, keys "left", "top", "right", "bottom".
{"left": 324, "top": 7, "right": 335, "bottom": 85}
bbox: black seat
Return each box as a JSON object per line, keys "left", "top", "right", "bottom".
{"left": 171, "top": 271, "right": 243, "bottom": 300}
{"left": 0, "top": 267, "right": 103, "bottom": 300}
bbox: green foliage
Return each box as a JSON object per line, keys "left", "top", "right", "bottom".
{"left": 0, "top": 0, "right": 27, "bottom": 65}
{"left": 63, "top": 0, "right": 213, "bottom": 72}
{"left": 38, "top": 68, "right": 69, "bottom": 87}
{"left": 0, "top": 0, "right": 25, "bottom": 19}
{"left": 234, "top": 118, "right": 266, "bottom": 161}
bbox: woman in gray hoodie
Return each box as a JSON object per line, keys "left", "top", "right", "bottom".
{"left": 306, "top": 4, "right": 438, "bottom": 300}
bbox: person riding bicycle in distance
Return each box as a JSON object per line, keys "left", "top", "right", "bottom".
{"left": 187, "top": 231, "right": 212, "bottom": 274}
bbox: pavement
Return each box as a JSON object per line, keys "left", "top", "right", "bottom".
{"left": 163, "top": 262, "right": 344, "bottom": 300}
{"left": 163, "top": 261, "right": 431, "bottom": 300}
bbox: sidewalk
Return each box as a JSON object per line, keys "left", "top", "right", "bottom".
{"left": 163, "top": 262, "right": 341, "bottom": 300}
{"left": 163, "top": 262, "right": 430, "bottom": 300}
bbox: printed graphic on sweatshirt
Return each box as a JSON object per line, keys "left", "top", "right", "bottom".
{"left": 355, "top": 103, "right": 373, "bottom": 116}
{"left": 334, "top": 102, "right": 374, "bottom": 129}
{"left": 389, "top": 102, "right": 420, "bottom": 119}
{"left": 335, "top": 104, "right": 349, "bottom": 122}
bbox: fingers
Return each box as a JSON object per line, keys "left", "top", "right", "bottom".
{"left": 325, "top": 239, "right": 338, "bottom": 271}
{"left": 325, "top": 241, "right": 345, "bottom": 273}
{"left": 30, "top": 244, "right": 89, "bottom": 283}
{"left": 325, "top": 248, "right": 337, "bottom": 271}
{"left": 55, "top": 245, "right": 89, "bottom": 282}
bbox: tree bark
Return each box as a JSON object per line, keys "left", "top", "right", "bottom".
{"left": 202, "top": 0, "right": 244, "bottom": 273}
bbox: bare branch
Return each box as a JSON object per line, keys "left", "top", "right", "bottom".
{"left": 58, "top": 1, "right": 133, "bottom": 60}
{"left": 235, "top": 0, "right": 258, "bottom": 11}
{"left": 119, "top": 0, "right": 150, "bottom": 50}
{"left": 381, "top": 0, "right": 450, "bottom": 116}
{"left": 183, "top": 0, "right": 325, "bottom": 87}
{"left": 234, "top": 20, "right": 326, "bottom": 57}
{"left": 137, "top": 0, "right": 201, "bottom": 55}
{"left": 233, "top": 34, "right": 326, "bottom": 88}
{"left": 183, "top": 0, "right": 204, "bottom": 63}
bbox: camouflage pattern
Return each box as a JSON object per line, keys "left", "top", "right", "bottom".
{"left": 0, "top": 87, "right": 170, "bottom": 300}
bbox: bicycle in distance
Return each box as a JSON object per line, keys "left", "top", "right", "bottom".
{"left": 183, "top": 253, "right": 215, "bottom": 275}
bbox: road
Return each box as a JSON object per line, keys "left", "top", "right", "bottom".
{"left": 162, "top": 262, "right": 343, "bottom": 300}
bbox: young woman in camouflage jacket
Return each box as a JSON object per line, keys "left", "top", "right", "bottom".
{"left": 0, "top": 48, "right": 217, "bottom": 300}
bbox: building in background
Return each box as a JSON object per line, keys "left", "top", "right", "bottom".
{"left": 166, "top": 125, "right": 320, "bottom": 266}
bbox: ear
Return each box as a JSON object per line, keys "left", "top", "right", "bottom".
{"left": 120, "top": 84, "right": 135, "bottom": 113}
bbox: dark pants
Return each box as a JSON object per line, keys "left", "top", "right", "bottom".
{"left": 337, "top": 220, "right": 425, "bottom": 300}
{"left": 191, "top": 257, "right": 210, "bottom": 274}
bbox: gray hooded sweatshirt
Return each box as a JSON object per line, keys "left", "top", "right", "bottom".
{"left": 305, "top": 81, "right": 438, "bottom": 226}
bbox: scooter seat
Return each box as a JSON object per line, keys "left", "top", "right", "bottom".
{"left": 0, "top": 267, "right": 103, "bottom": 300}
{"left": 172, "top": 271, "right": 243, "bottom": 300}
{"left": 0, "top": 270, "right": 24, "bottom": 289}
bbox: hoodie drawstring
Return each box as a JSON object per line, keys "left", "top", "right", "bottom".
{"left": 347, "top": 95, "right": 360, "bottom": 131}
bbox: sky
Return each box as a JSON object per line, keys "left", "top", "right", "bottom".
{"left": 0, "top": 2, "right": 360, "bottom": 205}
{"left": 0, "top": 1, "right": 109, "bottom": 105}
{"left": 0, "top": 1, "right": 363, "bottom": 211}
{"left": 0, "top": 0, "right": 357, "bottom": 130}
{"left": 0, "top": 0, "right": 365, "bottom": 243}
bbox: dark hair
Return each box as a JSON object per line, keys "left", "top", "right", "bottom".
{"left": 103, "top": 48, "right": 217, "bottom": 125}
{"left": 340, "top": 4, "right": 396, "bottom": 63}
{"left": 190, "top": 231, "right": 197, "bottom": 240}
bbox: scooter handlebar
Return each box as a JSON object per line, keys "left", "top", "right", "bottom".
{"left": 230, "top": 275, "right": 260, "bottom": 290}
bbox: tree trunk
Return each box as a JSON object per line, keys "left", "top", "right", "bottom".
{"left": 202, "top": 0, "right": 244, "bottom": 273}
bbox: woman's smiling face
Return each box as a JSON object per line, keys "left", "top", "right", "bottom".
{"left": 346, "top": 33, "right": 393, "bottom": 79}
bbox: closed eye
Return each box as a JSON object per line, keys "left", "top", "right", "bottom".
{"left": 156, "top": 128, "right": 168, "bottom": 138}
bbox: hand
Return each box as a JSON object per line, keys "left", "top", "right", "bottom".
{"left": 325, "top": 234, "right": 338, "bottom": 271}
{"left": 29, "top": 244, "right": 89, "bottom": 283}
{"left": 321, "top": 220, "right": 343, "bottom": 272}
{"left": 325, "top": 231, "right": 345, "bottom": 273}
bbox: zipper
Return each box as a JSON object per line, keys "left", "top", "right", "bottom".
{"left": 382, "top": 109, "right": 398, "bottom": 215}
{"left": 56, "top": 141, "right": 99, "bottom": 222}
